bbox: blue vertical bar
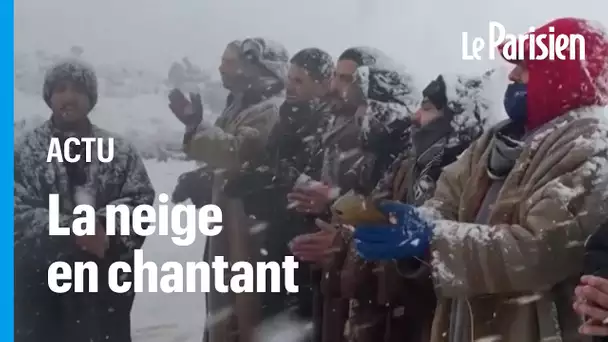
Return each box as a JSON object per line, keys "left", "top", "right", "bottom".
{"left": 4, "top": 0, "right": 15, "bottom": 341}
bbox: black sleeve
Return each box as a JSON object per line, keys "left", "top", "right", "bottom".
{"left": 584, "top": 221, "right": 608, "bottom": 278}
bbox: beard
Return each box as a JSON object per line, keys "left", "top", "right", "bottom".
{"left": 327, "top": 89, "right": 358, "bottom": 115}
{"left": 220, "top": 72, "right": 251, "bottom": 92}
{"left": 285, "top": 90, "right": 300, "bottom": 104}
{"left": 51, "top": 111, "right": 91, "bottom": 135}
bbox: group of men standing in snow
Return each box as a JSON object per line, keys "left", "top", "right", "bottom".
{"left": 12, "top": 15, "right": 608, "bottom": 342}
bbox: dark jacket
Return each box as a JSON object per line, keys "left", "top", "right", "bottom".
{"left": 223, "top": 101, "right": 330, "bottom": 323}
{"left": 584, "top": 221, "right": 608, "bottom": 342}
{"left": 327, "top": 113, "right": 481, "bottom": 342}
{"left": 14, "top": 120, "right": 155, "bottom": 342}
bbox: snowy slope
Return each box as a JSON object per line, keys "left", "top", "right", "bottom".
{"left": 130, "top": 160, "right": 206, "bottom": 342}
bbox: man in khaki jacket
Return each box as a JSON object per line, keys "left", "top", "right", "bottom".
{"left": 168, "top": 38, "right": 289, "bottom": 342}
{"left": 352, "top": 17, "right": 608, "bottom": 342}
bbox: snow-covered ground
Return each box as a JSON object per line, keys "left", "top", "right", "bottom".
{"left": 130, "top": 160, "right": 206, "bottom": 342}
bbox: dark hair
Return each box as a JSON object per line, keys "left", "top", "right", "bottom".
{"left": 290, "top": 48, "right": 334, "bottom": 81}
{"left": 338, "top": 47, "right": 377, "bottom": 66}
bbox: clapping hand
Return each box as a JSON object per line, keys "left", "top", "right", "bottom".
{"left": 289, "top": 219, "right": 337, "bottom": 265}
{"left": 75, "top": 219, "right": 108, "bottom": 258}
{"left": 574, "top": 275, "right": 608, "bottom": 336}
{"left": 287, "top": 182, "right": 337, "bottom": 214}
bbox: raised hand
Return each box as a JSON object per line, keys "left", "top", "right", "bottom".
{"left": 168, "top": 88, "right": 203, "bottom": 128}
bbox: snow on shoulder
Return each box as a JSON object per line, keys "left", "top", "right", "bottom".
{"left": 439, "top": 70, "right": 503, "bottom": 147}
{"left": 420, "top": 104, "right": 608, "bottom": 293}
{"left": 354, "top": 54, "right": 419, "bottom": 135}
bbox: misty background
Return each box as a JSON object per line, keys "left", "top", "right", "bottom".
{"left": 13, "top": 0, "right": 608, "bottom": 341}
{"left": 15, "top": 0, "right": 608, "bottom": 83}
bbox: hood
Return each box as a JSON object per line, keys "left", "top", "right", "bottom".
{"left": 499, "top": 17, "right": 608, "bottom": 130}
{"left": 239, "top": 37, "right": 289, "bottom": 86}
{"left": 340, "top": 46, "right": 403, "bottom": 69}
{"left": 355, "top": 64, "right": 418, "bottom": 134}
{"left": 437, "top": 71, "right": 497, "bottom": 147}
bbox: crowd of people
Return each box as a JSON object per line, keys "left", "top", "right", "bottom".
{"left": 12, "top": 15, "right": 608, "bottom": 342}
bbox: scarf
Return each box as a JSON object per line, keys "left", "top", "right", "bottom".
{"left": 404, "top": 114, "right": 453, "bottom": 204}
{"left": 486, "top": 122, "right": 526, "bottom": 180}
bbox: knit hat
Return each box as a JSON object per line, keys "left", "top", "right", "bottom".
{"left": 498, "top": 17, "right": 608, "bottom": 130}
{"left": 43, "top": 58, "right": 98, "bottom": 110}
{"left": 290, "top": 47, "right": 334, "bottom": 81}
{"left": 422, "top": 75, "right": 448, "bottom": 110}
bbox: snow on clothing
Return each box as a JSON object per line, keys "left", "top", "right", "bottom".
{"left": 222, "top": 100, "right": 331, "bottom": 323}
{"left": 318, "top": 62, "right": 418, "bottom": 342}
{"left": 314, "top": 58, "right": 416, "bottom": 341}
{"left": 324, "top": 73, "right": 487, "bottom": 342}
{"left": 422, "top": 106, "right": 608, "bottom": 342}
{"left": 316, "top": 111, "right": 376, "bottom": 342}
{"left": 180, "top": 38, "right": 289, "bottom": 342}
{"left": 355, "top": 65, "right": 419, "bottom": 189}
{"left": 226, "top": 98, "right": 377, "bottom": 342}
{"left": 42, "top": 58, "right": 98, "bottom": 109}
{"left": 420, "top": 18, "right": 608, "bottom": 342}
{"left": 14, "top": 120, "right": 155, "bottom": 342}
{"left": 193, "top": 95, "right": 284, "bottom": 342}
{"left": 499, "top": 17, "right": 608, "bottom": 130}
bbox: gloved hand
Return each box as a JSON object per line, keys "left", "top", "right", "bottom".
{"left": 168, "top": 88, "right": 203, "bottom": 129}
{"left": 223, "top": 166, "right": 275, "bottom": 198}
{"left": 171, "top": 168, "right": 213, "bottom": 208}
{"left": 353, "top": 201, "right": 432, "bottom": 261}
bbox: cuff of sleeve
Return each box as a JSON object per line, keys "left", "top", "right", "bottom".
{"left": 183, "top": 121, "right": 214, "bottom": 146}
{"left": 394, "top": 249, "right": 431, "bottom": 280}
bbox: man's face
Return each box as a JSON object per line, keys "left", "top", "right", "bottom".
{"left": 329, "top": 59, "right": 359, "bottom": 109}
{"left": 508, "top": 63, "right": 529, "bottom": 84}
{"left": 218, "top": 46, "right": 244, "bottom": 90}
{"left": 49, "top": 80, "right": 91, "bottom": 124}
{"left": 285, "top": 64, "right": 327, "bottom": 104}
{"left": 414, "top": 99, "right": 442, "bottom": 127}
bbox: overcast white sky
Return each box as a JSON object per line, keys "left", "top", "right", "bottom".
{"left": 14, "top": 0, "right": 608, "bottom": 83}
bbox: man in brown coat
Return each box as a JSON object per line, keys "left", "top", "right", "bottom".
{"left": 353, "top": 17, "right": 608, "bottom": 342}
{"left": 168, "top": 38, "right": 289, "bottom": 342}
{"left": 326, "top": 72, "right": 490, "bottom": 342}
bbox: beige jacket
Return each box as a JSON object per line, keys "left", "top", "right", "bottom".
{"left": 184, "top": 94, "right": 283, "bottom": 342}
{"left": 424, "top": 107, "right": 608, "bottom": 342}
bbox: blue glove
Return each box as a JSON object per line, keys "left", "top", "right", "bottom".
{"left": 353, "top": 201, "right": 433, "bottom": 261}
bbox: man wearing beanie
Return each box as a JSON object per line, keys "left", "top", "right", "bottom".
{"left": 221, "top": 47, "right": 334, "bottom": 341}
{"left": 14, "top": 58, "right": 155, "bottom": 342}
{"left": 333, "top": 72, "right": 488, "bottom": 342}
{"left": 353, "top": 17, "right": 608, "bottom": 342}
